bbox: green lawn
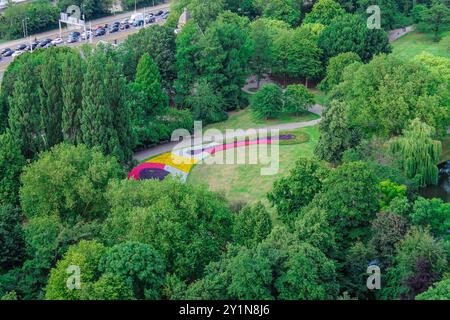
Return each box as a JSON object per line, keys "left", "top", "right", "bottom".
{"left": 204, "top": 108, "right": 319, "bottom": 132}
{"left": 187, "top": 126, "right": 320, "bottom": 204}
{"left": 392, "top": 30, "right": 450, "bottom": 60}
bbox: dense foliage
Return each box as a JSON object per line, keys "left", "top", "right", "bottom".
{"left": 0, "top": 0, "right": 448, "bottom": 302}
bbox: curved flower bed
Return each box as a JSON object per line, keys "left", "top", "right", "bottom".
{"left": 129, "top": 135, "right": 295, "bottom": 182}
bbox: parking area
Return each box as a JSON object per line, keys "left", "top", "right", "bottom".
{"left": 0, "top": 7, "right": 170, "bottom": 75}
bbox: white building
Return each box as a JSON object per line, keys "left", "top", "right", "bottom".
{"left": 175, "top": 8, "right": 190, "bottom": 34}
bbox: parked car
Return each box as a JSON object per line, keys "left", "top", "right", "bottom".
{"left": 38, "top": 39, "right": 51, "bottom": 48}
{"left": 155, "top": 10, "right": 164, "bottom": 16}
{"left": 120, "top": 22, "right": 130, "bottom": 30}
{"left": 81, "top": 31, "right": 92, "bottom": 40}
{"left": 110, "top": 25, "right": 120, "bottom": 33}
{"left": 30, "top": 41, "right": 39, "bottom": 50}
{"left": 12, "top": 50, "right": 24, "bottom": 57}
{"left": 16, "top": 44, "right": 27, "bottom": 51}
{"left": 145, "top": 15, "right": 156, "bottom": 24}
{"left": 51, "top": 38, "right": 63, "bottom": 45}
{"left": 112, "top": 21, "right": 120, "bottom": 27}
{"left": 69, "top": 31, "right": 81, "bottom": 38}
{"left": 162, "top": 11, "right": 170, "bottom": 19}
{"left": 2, "top": 50, "right": 14, "bottom": 57}
{"left": 95, "top": 28, "right": 106, "bottom": 37}
{"left": 67, "top": 36, "right": 79, "bottom": 44}
{"left": 133, "top": 19, "right": 144, "bottom": 27}
{"left": 44, "top": 42, "right": 55, "bottom": 49}
{"left": 1, "top": 48, "right": 11, "bottom": 55}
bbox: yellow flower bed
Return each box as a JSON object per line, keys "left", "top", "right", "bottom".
{"left": 147, "top": 152, "right": 197, "bottom": 173}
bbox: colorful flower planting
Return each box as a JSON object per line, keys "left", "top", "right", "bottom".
{"left": 128, "top": 135, "right": 295, "bottom": 182}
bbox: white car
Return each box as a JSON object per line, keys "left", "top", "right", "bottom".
{"left": 51, "top": 38, "right": 63, "bottom": 45}
{"left": 12, "top": 50, "right": 24, "bottom": 57}
{"left": 81, "top": 31, "right": 92, "bottom": 40}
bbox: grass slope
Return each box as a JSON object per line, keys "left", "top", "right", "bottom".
{"left": 204, "top": 108, "right": 319, "bottom": 132}
{"left": 187, "top": 126, "right": 320, "bottom": 204}
{"left": 392, "top": 30, "right": 450, "bottom": 60}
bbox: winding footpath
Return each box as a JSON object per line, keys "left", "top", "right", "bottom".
{"left": 388, "top": 25, "right": 414, "bottom": 42}
{"left": 133, "top": 104, "right": 324, "bottom": 162}
{"left": 132, "top": 25, "right": 414, "bottom": 163}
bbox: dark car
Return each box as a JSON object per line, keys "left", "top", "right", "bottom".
{"left": 3, "top": 50, "right": 14, "bottom": 57}
{"left": 39, "top": 39, "right": 52, "bottom": 48}
{"left": 112, "top": 21, "right": 120, "bottom": 27}
{"left": 146, "top": 16, "right": 156, "bottom": 24}
{"left": 95, "top": 28, "right": 106, "bottom": 37}
{"left": 67, "top": 36, "right": 79, "bottom": 44}
{"left": 120, "top": 22, "right": 130, "bottom": 30}
{"left": 69, "top": 31, "right": 81, "bottom": 38}
{"left": 110, "top": 26, "right": 119, "bottom": 33}
{"left": 155, "top": 10, "right": 164, "bottom": 16}
{"left": 1, "top": 48, "right": 11, "bottom": 55}
{"left": 16, "top": 44, "right": 27, "bottom": 51}
{"left": 31, "top": 41, "right": 40, "bottom": 50}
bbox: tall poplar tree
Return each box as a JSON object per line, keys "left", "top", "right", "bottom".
{"left": 61, "top": 51, "right": 84, "bottom": 144}
{"left": 8, "top": 65, "right": 43, "bottom": 158}
{"left": 39, "top": 52, "right": 63, "bottom": 148}
{"left": 134, "top": 53, "right": 168, "bottom": 117}
{"left": 105, "top": 58, "right": 135, "bottom": 164}
{"left": 174, "top": 20, "right": 204, "bottom": 107}
{"left": 79, "top": 52, "right": 117, "bottom": 159}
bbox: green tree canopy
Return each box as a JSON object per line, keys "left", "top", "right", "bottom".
{"left": 381, "top": 227, "right": 448, "bottom": 300}
{"left": 312, "top": 161, "right": 380, "bottom": 247}
{"left": 390, "top": 119, "right": 442, "bottom": 186}
{"left": 251, "top": 84, "right": 283, "bottom": 119}
{"left": 319, "top": 52, "right": 362, "bottom": 92}
{"left": 410, "top": 197, "right": 450, "bottom": 240}
{"left": 20, "top": 143, "right": 124, "bottom": 223}
{"left": 199, "top": 11, "right": 253, "bottom": 110}
{"left": 0, "top": 205, "right": 24, "bottom": 272}
{"left": 102, "top": 179, "right": 233, "bottom": 282}
{"left": 253, "top": 0, "right": 302, "bottom": 26}
{"left": 332, "top": 54, "right": 449, "bottom": 137}
{"left": 0, "top": 131, "right": 26, "bottom": 206}
{"left": 416, "top": 278, "right": 450, "bottom": 300}
{"left": 45, "top": 240, "right": 107, "bottom": 300}
{"left": 304, "top": 0, "right": 346, "bottom": 25}
{"left": 283, "top": 84, "right": 315, "bottom": 115}
{"left": 232, "top": 202, "right": 272, "bottom": 248}
{"left": 99, "top": 242, "right": 165, "bottom": 299}
{"left": 314, "top": 100, "right": 362, "bottom": 164}
{"left": 186, "top": 79, "right": 228, "bottom": 124}
{"left": 268, "top": 158, "right": 327, "bottom": 225}
{"left": 318, "top": 13, "right": 391, "bottom": 62}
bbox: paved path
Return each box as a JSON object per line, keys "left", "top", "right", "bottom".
{"left": 133, "top": 105, "right": 324, "bottom": 162}
{"left": 388, "top": 25, "right": 414, "bottom": 43}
